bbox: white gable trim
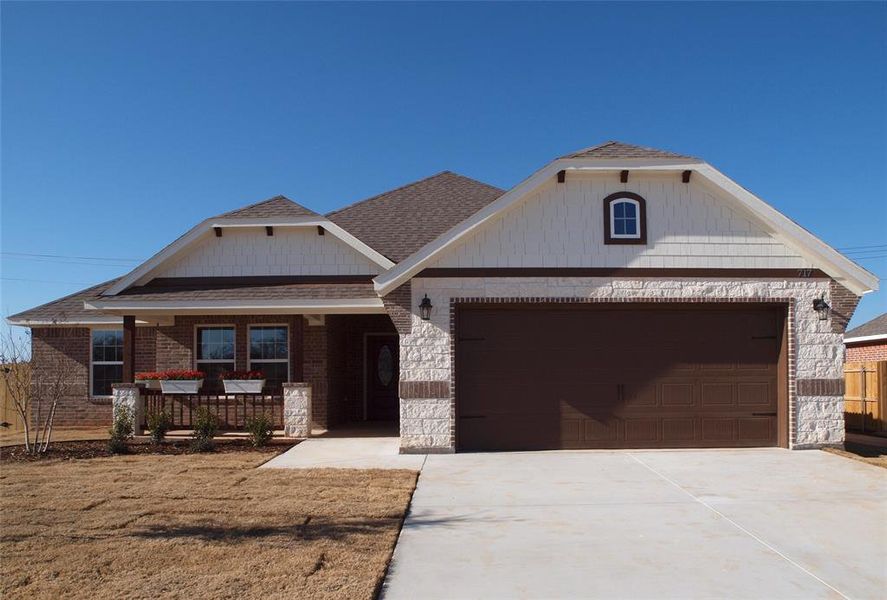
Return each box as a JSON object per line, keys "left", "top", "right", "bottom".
{"left": 104, "top": 216, "right": 394, "bottom": 296}
{"left": 373, "top": 159, "right": 878, "bottom": 296}
{"left": 844, "top": 333, "right": 887, "bottom": 345}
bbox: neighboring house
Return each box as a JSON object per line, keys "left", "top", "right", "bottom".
{"left": 7, "top": 141, "right": 879, "bottom": 451}
{"left": 844, "top": 313, "right": 887, "bottom": 362}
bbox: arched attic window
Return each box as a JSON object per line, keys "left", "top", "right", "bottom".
{"left": 603, "top": 192, "right": 647, "bottom": 245}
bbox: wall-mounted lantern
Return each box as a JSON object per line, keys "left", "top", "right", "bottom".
{"left": 419, "top": 294, "right": 433, "bottom": 321}
{"left": 812, "top": 296, "right": 831, "bottom": 321}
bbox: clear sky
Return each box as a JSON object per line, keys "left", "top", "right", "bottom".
{"left": 2, "top": 2, "right": 885, "bottom": 336}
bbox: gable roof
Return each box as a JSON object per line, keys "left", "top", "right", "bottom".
{"left": 6, "top": 278, "right": 124, "bottom": 325}
{"left": 373, "top": 142, "right": 879, "bottom": 296}
{"left": 214, "top": 195, "right": 319, "bottom": 219}
{"left": 327, "top": 171, "right": 504, "bottom": 262}
{"left": 845, "top": 313, "right": 887, "bottom": 342}
{"left": 561, "top": 140, "right": 696, "bottom": 160}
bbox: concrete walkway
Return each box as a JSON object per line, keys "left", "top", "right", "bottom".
{"left": 382, "top": 449, "right": 887, "bottom": 600}
{"left": 260, "top": 436, "right": 426, "bottom": 470}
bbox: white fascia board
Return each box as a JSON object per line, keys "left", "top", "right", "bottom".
{"left": 693, "top": 164, "right": 879, "bottom": 295}
{"left": 844, "top": 333, "right": 887, "bottom": 345}
{"left": 5, "top": 316, "right": 168, "bottom": 327}
{"left": 105, "top": 217, "right": 394, "bottom": 297}
{"left": 374, "top": 158, "right": 879, "bottom": 296}
{"left": 84, "top": 297, "right": 385, "bottom": 315}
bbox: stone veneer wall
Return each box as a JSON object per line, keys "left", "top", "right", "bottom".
{"left": 398, "top": 277, "right": 856, "bottom": 452}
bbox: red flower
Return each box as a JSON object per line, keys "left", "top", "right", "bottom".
{"left": 221, "top": 370, "right": 265, "bottom": 380}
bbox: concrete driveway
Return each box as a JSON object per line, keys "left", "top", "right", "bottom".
{"left": 381, "top": 449, "right": 886, "bottom": 600}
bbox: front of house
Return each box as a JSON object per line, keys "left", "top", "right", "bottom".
{"left": 9, "top": 141, "right": 878, "bottom": 451}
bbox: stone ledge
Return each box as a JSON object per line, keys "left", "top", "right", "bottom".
{"left": 399, "top": 447, "right": 455, "bottom": 455}
{"left": 283, "top": 382, "right": 311, "bottom": 389}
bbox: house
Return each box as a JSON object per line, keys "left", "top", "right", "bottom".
{"left": 844, "top": 313, "right": 887, "bottom": 362}
{"left": 8, "top": 141, "right": 879, "bottom": 452}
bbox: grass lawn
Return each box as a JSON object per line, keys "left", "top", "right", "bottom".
{"left": 0, "top": 451, "right": 417, "bottom": 599}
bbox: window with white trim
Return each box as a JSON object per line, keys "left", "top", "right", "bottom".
{"left": 611, "top": 199, "right": 640, "bottom": 238}
{"left": 91, "top": 330, "right": 123, "bottom": 396}
{"left": 248, "top": 325, "right": 289, "bottom": 391}
{"left": 196, "top": 326, "right": 235, "bottom": 390}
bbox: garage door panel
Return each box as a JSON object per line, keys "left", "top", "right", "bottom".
{"left": 457, "top": 306, "right": 782, "bottom": 451}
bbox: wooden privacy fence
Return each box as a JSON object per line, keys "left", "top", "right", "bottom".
{"left": 844, "top": 361, "right": 887, "bottom": 433}
{"left": 0, "top": 363, "right": 29, "bottom": 432}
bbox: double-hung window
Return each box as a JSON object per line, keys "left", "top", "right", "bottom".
{"left": 248, "top": 325, "right": 289, "bottom": 391}
{"left": 196, "top": 326, "right": 235, "bottom": 390}
{"left": 91, "top": 330, "right": 123, "bottom": 396}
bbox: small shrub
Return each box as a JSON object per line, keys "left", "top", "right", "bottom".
{"left": 245, "top": 413, "right": 274, "bottom": 447}
{"left": 191, "top": 407, "right": 217, "bottom": 452}
{"left": 146, "top": 409, "right": 172, "bottom": 445}
{"left": 108, "top": 406, "right": 134, "bottom": 454}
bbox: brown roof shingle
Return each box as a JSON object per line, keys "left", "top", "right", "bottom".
{"left": 6, "top": 278, "right": 122, "bottom": 323}
{"left": 106, "top": 278, "right": 376, "bottom": 303}
{"left": 845, "top": 313, "right": 887, "bottom": 339}
{"left": 562, "top": 140, "right": 696, "bottom": 160}
{"left": 215, "top": 195, "right": 319, "bottom": 219}
{"left": 326, "top": 171, "right": 504, "bottom": 262}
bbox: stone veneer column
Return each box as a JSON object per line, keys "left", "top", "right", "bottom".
{"left": 283, "top": 383, "right": 312, "bottom": 438}
{"left": 111, "top": 383, "right": 143, "bottom": 435}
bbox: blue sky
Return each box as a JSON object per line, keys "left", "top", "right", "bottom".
{"left": 2, "top": 2, "right": 885, "bottom": 334}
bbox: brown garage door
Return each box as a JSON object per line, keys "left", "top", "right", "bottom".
{"left": 456, "top": 304, "right": 785, "bottom": 451}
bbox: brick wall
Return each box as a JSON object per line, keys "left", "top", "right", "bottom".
{"left": 30, "top": 327, "right": 107, "bottom": 426}
{"left": 829, "top": 280, "right": 860, "bottom": 334}
{"left": 846, "top": 343, "right": 887, "bottom": 362}
{"left": 303, "top": 321, "right": 329, "bottom": 429}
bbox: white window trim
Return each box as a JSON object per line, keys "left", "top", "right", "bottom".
{"left": 90, "top": 327, "right": 123, "bottom": 398}
{"left": 194, "top": 324, "right": 237, "bottom": 372}
{"left": 247, "top": 323, "right": 290, "bottom": 382}
{"left": 609, "top": 198, "right": 642, "bottom": 239}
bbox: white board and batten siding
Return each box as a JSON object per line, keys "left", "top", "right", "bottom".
{"left": 153, "top": 226, "right": 382, "bottom": 278}
{"left": 427, "top": 173, "right": 815, "bottom": 270}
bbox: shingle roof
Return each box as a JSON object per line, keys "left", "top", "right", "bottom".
{"left": 561, "top": 140, "right": 696, "bottom": 160}
{"left": 845, "top": 313, "right": 887, "bottom": 340}
{"left": 214, "top": 195, "right": 319, "bottom": 219}
{"left": 327, "top": 171, "right": 504, "bottom": 262}
{"left": 6, "top": 278, "right": 122, "bottom": 324}
{"left": 106, "top": 278, "right": 376, "bottom": 302}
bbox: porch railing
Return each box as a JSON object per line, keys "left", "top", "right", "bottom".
{"left": 141, "top": 389, "right": 284, "bottom": 430}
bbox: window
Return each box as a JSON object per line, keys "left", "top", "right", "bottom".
{"left": 196, "top": 326, "right": 235, "bottom": 390}
{"left": 249, "top": 325, "right": 289, "bottom": 391}
{"left": 603, "top": 192, "right": 647, "bottom": 245}
{"left": 91, "top": 329, "right": 123, "bottom": 396}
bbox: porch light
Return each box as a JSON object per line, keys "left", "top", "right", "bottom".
{"left": 812, "top": 296, "right": 830, "bottom": 321}
{"left": 419, "top": 294, "right": 433, "bottom": 321}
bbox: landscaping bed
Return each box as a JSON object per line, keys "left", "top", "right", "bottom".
{"left": 0, "top": 438, "right": 292, "bottom": 463}
{"left": 0, "top": 452, "right": 418, "bottom": 599}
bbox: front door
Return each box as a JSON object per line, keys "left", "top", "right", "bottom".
{"left": 366, "top": 334, "right": 399, "bottom": 421}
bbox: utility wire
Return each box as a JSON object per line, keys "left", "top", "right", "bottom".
{"left": 1, "top": 252, "right": 143, "bottom": 262}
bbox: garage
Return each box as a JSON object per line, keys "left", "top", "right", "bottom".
{"left": 455, "top": 304, "right": 787, "bottom": 451}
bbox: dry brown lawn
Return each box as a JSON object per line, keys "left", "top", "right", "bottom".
{"left": 0, "top": 452, "right": 417, "bottom": 599}
{"left": 824, "top": 441, "right": 887, "bottom": 469}
{"left": 0, "top": 427, "right": 109, "bottom": 447}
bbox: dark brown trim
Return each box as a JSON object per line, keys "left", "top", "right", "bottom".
{"left": 317, "top": 225, "right": 325, "bottom": 236}
{"left": 682, "top": 170, "right": 692, "bottom": 183}
{"left": 214, "top": 227, "right": 222, "bottom": 237}
{"left": 123, "top": 315, "right": 136, "bottom": 384}
{"left": 418, "top": 267, "right": 829, "bottom": 279}
{"left": 141, "top": 275, "right": 376, "bottom": 289}
{"left": 400, "top": 381, "right": 450, "bottom": 399}
{"left": 796, "top": 379, "right": 844, "bottom": 396}
{"left": 265, "top": 226, "right": 274, "bottom": 236}
{"left": 603, "top": 191, "right": 647, "bottom": 245}
{"left": 556, "top": 170, "right": 565, "bottom": 183}
{"left": 620, "top": 170, "right": 629, "bottom": 183}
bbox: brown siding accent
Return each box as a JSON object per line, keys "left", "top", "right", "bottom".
{"left": 829, "top": 280, "right": 860, "bottom": 334}
{"left": 796, "top": 378, "right": 845, "bottom": 396}
{"left": 400, "top": 381, "right": 450, "bottom": 399}
{"left": 419, "top": 268, "right": 829, "bottom": 279}
{"left": 382, "top": 281, "right": 412, "bottom": 335}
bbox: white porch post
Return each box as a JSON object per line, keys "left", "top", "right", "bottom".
{"left": 112, "top": 383, "right": 143, "bottom": 435}
{"left": 283, "top": 383, "right": 312, "bottom": 438}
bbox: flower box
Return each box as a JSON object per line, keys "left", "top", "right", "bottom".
{"left": 140, "top": 380, "right": 161, "bottom": 390}
{"left": 223, "top": 379, "right": 265, "bottom": 394}
{"left": 135, "top": 372, "right": 165, "bottom": 390}
{"left": 160, "top": 379, "right": 203, "bottom": 394}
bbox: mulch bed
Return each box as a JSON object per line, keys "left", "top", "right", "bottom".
{"left": 0, "top": 438, "right": 293, "bottom": 463}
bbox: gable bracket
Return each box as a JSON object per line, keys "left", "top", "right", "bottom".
{"left": 213, "top": 227, "right": 222, "bottom": 237}
{"left": 620, "top": 170, "right": 629, "bottom": 183}
{"left": 556, "top": 170, "right": 566, "bottom": 183}
{"left": 682, "top": 170, "right": 692, "bottom": 183}
{"left": 265, "top": 226, "right": 274, "bottom": 236}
